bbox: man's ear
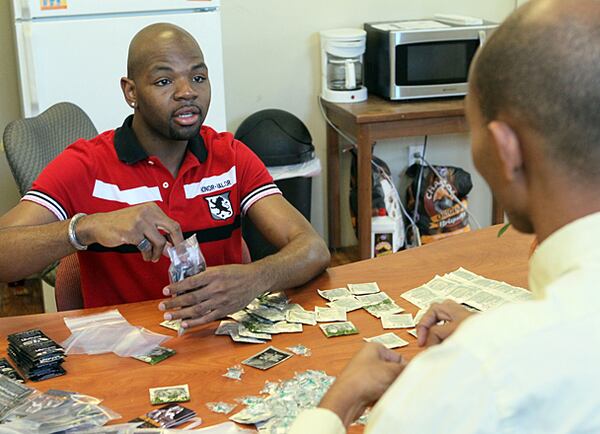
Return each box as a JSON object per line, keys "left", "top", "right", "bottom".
{"left": 487, "top": 121, "right": 523, "bottom": 183}
{"left": 120, "top": 77, "right": 137, "bottom": 108}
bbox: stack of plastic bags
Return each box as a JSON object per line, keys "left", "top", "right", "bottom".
{"left": 74, "top": 422, "right": 255, "bottom": 433}
{"left": 0, "top": 374, "right": 254, "bottom": 433}
{"left": 0, "top": 381, "right": 119, "bottom": 433}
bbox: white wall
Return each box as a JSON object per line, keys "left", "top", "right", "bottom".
{"left": 0, "top": 0, "right": 518, "bottom": 243}
{"left": 221, "top": 0, "right": 517, "bottom": 245}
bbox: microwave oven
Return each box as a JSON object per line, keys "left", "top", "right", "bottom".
{"left": 364, "top": 19, "right": 497, "bottom": 100}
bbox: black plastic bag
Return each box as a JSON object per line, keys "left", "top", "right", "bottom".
{"left": 406, "top": 164, "right": 472, "bottom": 244}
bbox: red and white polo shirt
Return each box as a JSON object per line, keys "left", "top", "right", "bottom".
{"left": 24, "top": 116, "right": 281, "bottom": 308}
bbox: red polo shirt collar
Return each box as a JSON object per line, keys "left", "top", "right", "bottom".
{"left": 113, "top": 115, "right": 208, "bottom": 165}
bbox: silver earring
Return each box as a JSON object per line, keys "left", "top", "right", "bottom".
{"left": 130, "top": 102, "right": 136, "bottom": 108}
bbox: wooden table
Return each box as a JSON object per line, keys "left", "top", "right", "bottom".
{"left": 0, "top": 225, "right": 531, "bottom": 431}
{"left": 323, "top": 94, "right": 505, "bottom": 259}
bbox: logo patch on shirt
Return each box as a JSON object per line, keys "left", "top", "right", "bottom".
{"left": 205, "top": 192, "right": 234, "bottom": 220}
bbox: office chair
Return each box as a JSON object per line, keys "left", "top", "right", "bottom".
{"left": 54, "top": 253, "right": 83, "bottom": 311}
{"left": 3, "top": 102, "right": 98, "bottom": 310}
{"left": 3, "top": 102, "right": 98, "bottom": 197}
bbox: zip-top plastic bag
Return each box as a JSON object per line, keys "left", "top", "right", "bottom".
{"left": 61, "top": 310, "right": 170, "bottom": 357}
{"left": 0, "top": 391, "right": 120, "bottom": 434}
{"left": 166, "top": 234, "right": 206, "bottom": 285}
{"left": 165, "top": 235, "right": 207, "bottom": 336}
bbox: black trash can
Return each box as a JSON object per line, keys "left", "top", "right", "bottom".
{"left": 235, "top": 109, "right": 317, "bottom": 261}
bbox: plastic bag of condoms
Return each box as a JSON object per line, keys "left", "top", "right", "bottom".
{"left": 0, "top": 391, "right": 120, "bottom": 434}
{"left": 166, "top": 234, "right": 206, "bottom": 285}
{"left": 74, "top": 424, "right": 254, "bottom": 434}
{"left": 165, "top": 234, "right": 206, "bottom": 336}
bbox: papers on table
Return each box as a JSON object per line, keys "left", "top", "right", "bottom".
{"left": 220, "top": 267, "right": 530, "bottom": 349}
{"left": 401, "top": 267, "right": 531, "bottom": 312}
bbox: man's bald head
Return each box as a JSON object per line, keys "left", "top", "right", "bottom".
{"left": 127, "top": 23, "right": 202, "bottom": 80}
{"left": 472, "top": 0, "right": 600, "bottom": 178}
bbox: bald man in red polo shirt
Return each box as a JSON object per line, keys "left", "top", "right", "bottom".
{"left": 0, "top": 23, "right": 330, "bottom": 329}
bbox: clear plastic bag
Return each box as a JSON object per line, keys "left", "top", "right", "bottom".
{"left": 111, "top": 327, "right": 172, "bottom": 358}
{"left": 266, "top": 157, "right": 321, "bottom": 181}
{"left": 166, "top": 234, "right": 206, "bottom": 285}
{"left": 63, "top": 309, "right": 125, "bottom": 332}
{"left": 194, "top": 422, "right": 256, "bottom": 433}
{"left": 1, "top": 392, "right": 120, "bottom": 434}
{"left": 72, "top": 423, "right": 143, "bottom": 433}
{"left": 0, "top": 376, "right": 35, "bottom": 420}
{"left": 165, "top": 235, "right": 206, "bottom": 336}
{"left": 1, "top": 390, "right": 70, "bottom": 422}
{"left": 62, "top": 310, "right": 170, "bottom": 357}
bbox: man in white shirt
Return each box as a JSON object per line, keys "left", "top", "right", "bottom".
{"left": 290, "top": 0, "right": 600, "bottom": 432}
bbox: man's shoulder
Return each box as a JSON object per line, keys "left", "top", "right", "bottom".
{"left": 448, "top": 299, "right": 555, "bottom": 360}
{"left": 200, "top": 125, "right": 259, "bottom": 159}
{"left": 63, "top": 129, "right": 117, "bottom": 157}
{"left": 449, "top": 283, "right": 600, "bottom": 373}
{"left": 200, "top": 125, "right": 235, "bottom": 149}
{"left": 455, "top": 267, "right": 600, "bottom": 354}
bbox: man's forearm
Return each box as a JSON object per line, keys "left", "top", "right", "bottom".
{"left": 252, "top": 232, "right": 330, "bottom": 295}
{"left": 319, "top": 384, "right": 366, "bottom": 428}
{"left": 0, "top": 221, "right": 75, "bottom": 282}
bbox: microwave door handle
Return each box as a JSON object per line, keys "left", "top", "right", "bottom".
{"left": 345, "top": 59, "right": 357, "bottom": 89}
{"left": 478, "top": 30, "right": 487, "bottom": 46}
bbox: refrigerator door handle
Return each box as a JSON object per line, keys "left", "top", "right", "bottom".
{"left": 22, "top": 22, "right": 40, "bottom": 116}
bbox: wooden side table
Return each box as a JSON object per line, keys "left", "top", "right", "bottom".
{"left": 322, "top": 94, "right": 504, "bottom": 260}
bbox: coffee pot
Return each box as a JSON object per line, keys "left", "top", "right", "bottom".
{"left": 320, "top": 29, "right": 368, "bottom": 103}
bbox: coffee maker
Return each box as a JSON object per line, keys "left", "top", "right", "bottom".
{"left": 320, "top": 29, "right": 368, "bottom": 103}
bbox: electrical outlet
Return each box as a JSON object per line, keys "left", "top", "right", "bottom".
{"left": 408, "top": 144, "right": 425, "bottom": 166}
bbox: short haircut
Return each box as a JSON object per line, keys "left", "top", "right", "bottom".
{"left": 127, "top": 23, "right": 199, "bottom": 80}
{"left": 472, "top": 0, "right": 600, "bottom": 178}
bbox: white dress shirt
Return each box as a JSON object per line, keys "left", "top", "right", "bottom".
{"left": 290, "top": 212, "right": 600, "bottom": 434}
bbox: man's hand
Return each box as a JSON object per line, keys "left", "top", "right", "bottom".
{"left": 78, "top": 203, "right": 184, "bottom": 262}
{"left": 319, "top": 343, "right": 406, "bottom": 427}
{"left": 158, "top": 263, "right": 264, "bottom": 328}
{"left": 416, "top": 300, "right": 475, "bottom": 348}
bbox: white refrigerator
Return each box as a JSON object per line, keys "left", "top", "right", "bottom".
{"left": 11, "top": 0, "right": 227, "bottom": 133}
